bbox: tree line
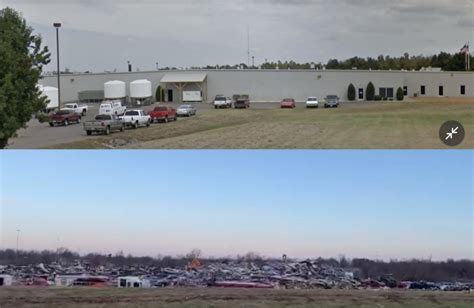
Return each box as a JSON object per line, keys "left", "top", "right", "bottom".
{"left": 1, "top": 249, "right": 472, "bottom": 282}
{"left": 199, "top": 52, "right": 473, "bottom": 72}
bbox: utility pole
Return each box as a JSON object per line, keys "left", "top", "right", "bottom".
{"left": 252, "top": 56, "right": 255, "bottom": 67}
{"left": 247, "top": 26, "right": 250, "bottom": 68}
{"left": 16, "top": 229, "right": 20, "bottom": 264}
{"left": 53, "top": 23, "right": 62, "bottom": 110}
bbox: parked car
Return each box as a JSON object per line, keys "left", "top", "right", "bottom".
{"left": 49, "top": 110, "right": 81, "bottom": 127}
{"left": 99, "top": 100, "right": 126, "bottom": 116}
{"left": 176, "top": 105, "right": 197, "bottom": 117}
{"left": 281, "top": 98, "right": 296, "bottom": 109}
{"left": 306, "top": 97, "right": 319, "bottom": 108}
{"left": 84, "top": 114, "right": 124, "bottom": 135}
{"left": 213, "top": 95, "right": 232, "bottom": 109}
{"left": 324, "top": 95, "right": 340, "bottom": 108}
{"left": 234, "top": 95, "right": 250, "bottom": 109}
{"left": 120, "top": 110, "right": 151, "bottom": 129}
{"left": 62, "top": 103, "right": 89, "bottom": 115}
{"left": 149, "top": 106, "right": 177, "bottom": 123}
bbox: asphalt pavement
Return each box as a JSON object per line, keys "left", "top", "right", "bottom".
{"left": 7, "top": 101, "right": 371, "bottom": 149}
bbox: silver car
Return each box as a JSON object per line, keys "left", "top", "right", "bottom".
{"left": 176, "top": 105, "right": 197, "bottom": 117}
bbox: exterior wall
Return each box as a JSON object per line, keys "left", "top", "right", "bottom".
{"left": 163, "top": 82, "right": 206, "bottom": 104}
{"left": 40, "top": 70, "right": 474, "bottom": 103}
{"left": 404, "top": 72, "right": 474, "bottom": 97}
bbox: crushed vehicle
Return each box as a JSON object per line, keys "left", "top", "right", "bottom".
{"left": 213, "top": 95, "right": 233, "bottom": 109}
{"left": 62, "top": 103, "right": 89, "bottom": 116}
{"left": 176, "top": 105, "right": 197, "bottom": 117}
{"left": 120, "top": 110, "right": 151, "bottom": 129}
{"left": 83, "top": 114, "right": 125, "bottom": 135}
{"left": 99, "top": 100, "right": 127, "bottom": 116}
{"left": 233, "top": 95, "right": 250, "bottom": 109}
{"left": 149, "top": 106, "right": 177, "bottom": 123}
{"left": 49, "top": 110, "right": 82, "bottom": 127}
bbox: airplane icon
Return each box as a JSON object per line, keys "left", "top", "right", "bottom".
{"left": 445, "top": 127, "right": 459, "bottom": 140}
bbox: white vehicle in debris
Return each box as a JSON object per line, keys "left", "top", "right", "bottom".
{"left": 99, "top": 100, "right": 126, "bottom": 116}
{"left": 213, "top": 95, "right": 233, "bottom": 109}
{"left": 62, "top": 103, "right": 89, "bottom": 115}
{"left": 120, "top": 109, "right": 151, "bottom": 129}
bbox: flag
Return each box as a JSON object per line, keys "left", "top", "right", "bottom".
{"left": 460, "top": 43, "right": 470, "bottom": 54}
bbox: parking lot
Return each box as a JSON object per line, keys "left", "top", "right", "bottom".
{"left": 7, "top": 99, "right": 473, "bottom": 149}
{"left": 7, "top": 101, "right": 345, "bottom": 149}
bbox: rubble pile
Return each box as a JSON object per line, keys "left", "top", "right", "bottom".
{"left": 152, "top": 260, "right": 359, "bottom": 289}
{"left": 1, "top": 261, "right": 473, "bottom": 291}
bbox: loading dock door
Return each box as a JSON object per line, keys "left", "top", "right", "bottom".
{"left": 358, "top": 88, "right": 364, "bottom": 100}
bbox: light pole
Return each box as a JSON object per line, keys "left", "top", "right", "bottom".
{"left": 53, "top": 23, "right": 62, "bottom": 110}
{"left": 156, "top": 62, "right": 159, "bottom": 70}
{"left": 16, "top": 229, "right": 20, "bottom": 264}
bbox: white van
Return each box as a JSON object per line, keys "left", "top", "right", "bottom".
{"left": 99, "top": 100, "right": 126, "bottom": 116}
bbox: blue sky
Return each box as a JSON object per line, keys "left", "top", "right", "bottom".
{"left": 1, "top": 151, "right": 472, "bottom": 260}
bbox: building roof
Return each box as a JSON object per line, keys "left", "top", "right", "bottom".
{"left": 160, "top": 73, "right": 207, "bottom": 83}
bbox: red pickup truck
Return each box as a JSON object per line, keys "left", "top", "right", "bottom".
{"left": 149, "top": 106, "right": 177, "bottom": 123}
{"left": 49, "top": 110, "right": 82, "bottom": 127}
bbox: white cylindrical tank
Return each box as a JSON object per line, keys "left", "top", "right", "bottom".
{"left": 130, "top": 79, "right": 152, "bottom": 98}
{"left": 104, "top": 80, "right": 126, "bottom": 99}
{"left": 39, "top": 85, "right": 59, "bottom": 110}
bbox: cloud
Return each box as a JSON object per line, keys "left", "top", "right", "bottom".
{"left": 3, "top": 0, "right": 473, "bottom": 71}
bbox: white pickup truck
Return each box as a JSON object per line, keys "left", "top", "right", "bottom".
{"left": 62, "top": 103, "right": 89, "bottom": 115}
{"left": 120, "top": 109, "right": 151, "bottom": 129}
{"left": 213, "top": 95, "right": 233, "bottom": 109}
{"left": 99, "top": 100, "right": 127, "bottom": 116}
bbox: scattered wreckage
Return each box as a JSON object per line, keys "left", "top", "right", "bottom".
{"left": 0, "top": 261, "right": 472, "bottom": 291}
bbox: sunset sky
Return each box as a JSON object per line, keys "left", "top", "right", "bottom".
{"left": 1, "top": 150, "right": 472, "bottom": 260}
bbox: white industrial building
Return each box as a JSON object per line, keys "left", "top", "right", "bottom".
{"left": 40, "top": 69, "right": 474, "bottom": 104}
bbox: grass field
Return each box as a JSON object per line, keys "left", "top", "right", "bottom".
{"left": 1, "top": 287, "right": 473, "bottom": 308}
{"left": 49, "top": 99, "right": 474, "bottom": 149}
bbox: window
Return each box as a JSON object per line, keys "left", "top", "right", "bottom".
{"left": 403, "top": 86, "right": 408, "bottom": 96}
{"left": 439, "top": 86, "right": 444, "bottom": 96}
{"left": 379, "top": 88, "right": 394, "bottom": 98}
{"left": 379, "top": 88, "right": 386, "bottom": 98}
{"left": 387, "top": 88, "right": 394, "bottom": 98}
{"left": 120, "top": 279, "right": 126, "bottom": 287}
{"left": 461, "top": 85, "right": 466, "bottom": 95}
{"left": 420, "top": 86, "right": 426, "bottom": 95}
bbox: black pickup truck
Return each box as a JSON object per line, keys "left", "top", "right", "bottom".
{"left": 233, "top": 94, "right": 250, "bottom": 109}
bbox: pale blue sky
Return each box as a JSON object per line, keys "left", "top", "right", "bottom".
{"left": 1, "top": 151, "right": 472, "bottom": 260}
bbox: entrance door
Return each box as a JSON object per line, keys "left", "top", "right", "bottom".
{"left": 358, "top": 88, "right": 364, "bottom": 100}
{"left": 439, "top": 86, "right": 444, "bottom": 96}
{"left": 167, "top": 89, "right": 173, "bottom": 102}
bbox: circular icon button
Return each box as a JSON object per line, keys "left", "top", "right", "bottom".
{"left": 439, "top": 121, "right": 465, "bottom": 147}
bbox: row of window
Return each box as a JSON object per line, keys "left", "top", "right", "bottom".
{"left": 420, "top": 85, "right": 466, "bottom": 96}
{"left": 374, "top": 85, "right": 467, "bottom": 99}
